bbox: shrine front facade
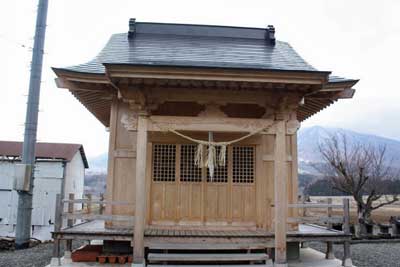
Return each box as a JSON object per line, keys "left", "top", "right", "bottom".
{"left": 53, "top": 20, "right": 358, "bottom": 267}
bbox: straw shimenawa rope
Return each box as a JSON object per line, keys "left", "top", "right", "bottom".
{"left": 151, "top": 119, "right": 275, "bottom": 180}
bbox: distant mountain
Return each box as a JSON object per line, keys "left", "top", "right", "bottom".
{"left": 298, "top": 126, "right": 400, "bottom": 174}
{"left": 87, "top": 153, "right": 108, "bottom": 174}
{"left": 84, "top": 153, "right": 108, "bottom": 196}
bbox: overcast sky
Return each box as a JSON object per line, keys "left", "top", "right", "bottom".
{"left": 1, "top": 0, "right": 400, "bottom": 158}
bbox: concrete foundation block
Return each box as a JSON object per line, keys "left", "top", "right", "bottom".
{"left": 49, "top": 257, "right": 60, "bottom": 266}
{"left": 287, "top": 242, "right": 300, "bottom": 260}
{"left": 343, "top": 258, "right": 353, "bottom": 267}
{"left": 62, "top": 251, "right": 72, "bottom": 264}
{"left": 270, "top": 242, "right": 300, "bottom": 262}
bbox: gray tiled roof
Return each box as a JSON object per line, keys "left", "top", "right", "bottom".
{"left": 63, "top": 33, "right": 319, "bottom": 73}
{"left": 57, "top": 22, "right": 354, "bottom": 83}
{"left": 328, "top": 75, "right": 357, "bottom": 83}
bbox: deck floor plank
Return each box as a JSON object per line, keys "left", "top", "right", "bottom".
{"left": 56, "top": 221, "right": 349, "bottom": 243}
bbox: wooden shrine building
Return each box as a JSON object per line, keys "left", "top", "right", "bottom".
{"left": 52, "top": 20, "right": 358, "bottom": 267}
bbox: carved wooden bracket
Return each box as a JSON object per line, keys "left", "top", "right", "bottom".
{"left": 121, "top": 113, "right": 138, "bottom": 131}
{"left": 198, "top": 103, "right": 227, "bottom": 118}
{"left": 286, "top": 119, "right": 301, "bottom": 135}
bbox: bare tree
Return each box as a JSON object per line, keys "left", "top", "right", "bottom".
{"left": 316, "top": 133, "right": 398, "bottom": 235}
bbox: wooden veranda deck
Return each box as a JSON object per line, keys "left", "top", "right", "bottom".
{"left": 53, "top": 220, "right": 351, "bottom": 246}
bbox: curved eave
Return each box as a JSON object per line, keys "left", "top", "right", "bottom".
{"left": 297, "top": 78, "right": 359, "bottom": 122}
{"left": 53, "top": 68, "right": 115, "bottom": 127}
{"left": 53, "top": 66, "right": 359, "bottom": 125}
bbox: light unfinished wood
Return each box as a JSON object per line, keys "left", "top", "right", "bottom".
{"left": 62, "top": 213, "right": 135, "bottom": 222}
{"left": 287, "top": 216, "right": 343, "bottom": 224}
{"left": 86, "top": 194, "right": 92, "bottom": 214}
{"left": 133, "top": 114, "right": 149, "bottom": 265}
{"left": 52, "top": 57, "right": 359, "bottom": 267}
{"left": 147, "top": 253, "right": 269, "bottom": 262}
{"left": 343, "top": 198, "right": 352, "bottom": 267}
{"left": 326, "top": 198, "right": 334, "bottom": 259}
{"left": 105, "top": 99, "right": 118, "bottom": 220}
{"left": 149, "top": 139, "right": 259, "bottom": 227}
{"left": 52, "top": 194, "right": 62, "bottom": 260}
{"left": 65, "top": 193, "right": 74, "bottom": 252}
{"left": 62, "top": 199, "right": 134, "bottom": 206}
{"left": 274, "top": 120, "right": 287, "bottom": 265}
{"left": 106, "top": 65, "right": 328, "bottom": 85}
{"left": 147, "top": 116, "right": 275, "bottom": 133}
{"left": 288, "top": 203, "right": 343, "bottom": 209}
{"left": 148, "top": 265, "right": 268, "bottom": 267}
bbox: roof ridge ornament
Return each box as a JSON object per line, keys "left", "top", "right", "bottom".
{"left": 128, "top": 18, "right": 136, "bottom": 39}
{"left": 267, "top": 25, "right": 276, "bottom": 45}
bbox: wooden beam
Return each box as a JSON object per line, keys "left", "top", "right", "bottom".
{"left": 148, "top": 116, "right": 275, "bottom": 133}
{"left": 287, "top": 216, "right": 343, "bottom": 224}
{"left": 106, "top": 65, "right": 329, "bottom": 85}
{"left": 274, "top": 120, "right": 288, "bottom": 267}
{"left": 133, "top": 114, "right": 149, "bottom": 266}
{"left": 62, "top": 213, "right": 135, "bottom": 222}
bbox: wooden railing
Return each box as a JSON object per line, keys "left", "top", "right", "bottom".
{"left": 52, "top": 193, "right": 135, "bottom": 263}
{"left": 288, "top": 198, "right": 350, "bottom": 228}
{"left": 287, "top": 197, "right": 352, "bottom": 265}
{"left": 53, "top": 193, "right": 135, "bottom": 233}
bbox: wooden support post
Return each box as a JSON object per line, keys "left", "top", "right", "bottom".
{"left": 299, "top": 195, "right": 308, "bottom": 249}
{"left": 86, "top": 194, "right": 92, "bottom": 215}
{"left": 99, "top": 193, "right": 104, "bottom": 215}
{"left": 50, "top": 194, "right": 62, "bottom": 266}
{"left": 65, "top": 193, "right": 74, "bottom": 254}
{"left": 325, "top": 198, "right": 335, "bottom": 259}
{"left": 302, "top": 195, "right": 307, "bottom": 217}
{"left": 342, "top": 198, "right": 352, "bottom": 267}
{"left": 274, "top": 120, "right": 288, "bottom": 267}
{"left": 133, "top": 113, "right": 148, "bottom": 267}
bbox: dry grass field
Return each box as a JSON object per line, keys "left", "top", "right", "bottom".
{"left": 308, "top": 196, "right": 400, "bottom": 224}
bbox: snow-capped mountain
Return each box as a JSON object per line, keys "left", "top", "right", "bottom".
{"left": 298, "top": 126, "right": 400, "bottom": 174}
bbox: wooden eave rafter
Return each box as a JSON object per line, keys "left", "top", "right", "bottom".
{"left": 53, "top": 66, "right": 358, "bottom": 124}
{"left": 53, "top": 69, "right": 116, "bottom": 127}
{"left": 295, "top": 79, "right": 358, "bottom": 121}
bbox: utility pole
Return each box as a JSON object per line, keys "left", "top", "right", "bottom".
{"left": 15, "top": 0, "right": 49, "bottom": 249}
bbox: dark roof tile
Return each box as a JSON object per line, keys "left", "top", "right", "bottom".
{"left": 57, "top": 22, "right": 324, "bottom": 74}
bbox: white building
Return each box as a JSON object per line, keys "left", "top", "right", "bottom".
{"left": 0, "top": 141, "right": 88, "bottom": 240}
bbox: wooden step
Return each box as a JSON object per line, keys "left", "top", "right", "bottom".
{"left": 148, "top": 265, "right": 271, "bottom": 267}
{"left": 148, "top": 252, "right": 269, "bottom": 262}
{"left": 148, "top": 242, "right": 267, "bottom": 250}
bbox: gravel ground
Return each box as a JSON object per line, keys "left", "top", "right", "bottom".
{"left": 0, "top": 241, "right": 84, "bottom": 267}
{"left": 310, "top": 241, "right": 400, "bottom": 267}
{"left": 1, "top": 241, "right": 400, "bottom": 267}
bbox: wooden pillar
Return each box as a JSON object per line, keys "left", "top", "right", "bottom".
{"left": 65, "top": 193, "right": 74, "bottom": 253}
{"left": 325, "top": 198, "right": 335, "bottom": 259}
{"left": 50, "top": 194, "right": 62, "bottom": 266}
{"left": 86, "top": 194, "right": 92, "bottom": 215}
{"left": 342, "top": 198, "right": 352, "bottom": 267}
{"left": 133, "top": 113, "right": 148, "bottom": 267}
{"left": 274, "top": 120, "right": 288, "bottom": 267}
{"left": 99, "top": 193, "right": 104, "bottom": 215}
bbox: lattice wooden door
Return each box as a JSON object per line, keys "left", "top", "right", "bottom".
{"left": 149, "top": 143, "right": 257, "bottom": 226}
